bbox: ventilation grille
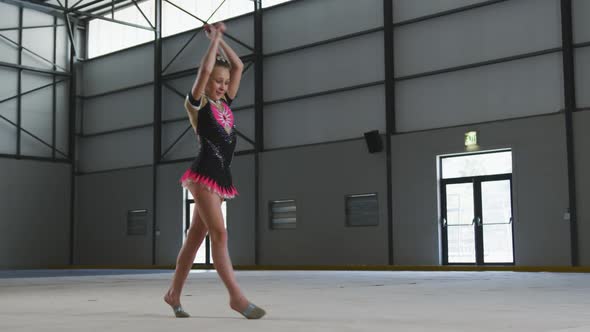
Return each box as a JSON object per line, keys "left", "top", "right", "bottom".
{"left": 346, "top": 193, "right": 379, "bottom": 227}
{"left": 127, "top": 209, "right": 148, "bottom": 236}
{"left": 270, "top": 200, "right": 296, "bottom": 229}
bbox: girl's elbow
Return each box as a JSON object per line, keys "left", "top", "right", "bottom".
{"left": 199, "top": 67, "right": 212, "bottom": 76}
{"left": 232, "top": 64, "right": 244, "bottom": 73}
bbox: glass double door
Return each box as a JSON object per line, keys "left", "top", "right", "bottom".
{"left": 441, "top": 174, "right": 514, "bottom": 265}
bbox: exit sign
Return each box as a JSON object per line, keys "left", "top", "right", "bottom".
{"left": 465, "top": 131, "right": 478, "bottom": 147}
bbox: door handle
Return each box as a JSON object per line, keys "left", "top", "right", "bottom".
{"left": 441, "top": 217, "right": 447, "bottom": 227}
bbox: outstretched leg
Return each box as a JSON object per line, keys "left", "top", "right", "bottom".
{"left": 195, "top": 186, "right": 265, "bottom": 319}
{"left": 164, "top": 184, "right": 208, "bottom": 316}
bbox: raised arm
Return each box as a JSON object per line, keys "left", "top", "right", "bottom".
{"left": 190, "top": 25, "right": 222, "bottom": 99}
{"left": 215, "top": 23, "right": 244, "bottom": 100}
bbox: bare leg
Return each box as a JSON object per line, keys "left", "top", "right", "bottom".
{"left": 194, "top": 187, "right": 255, "bottom": 314}
{"left": 164, "top": 185, "right": 208, "bottom": 310}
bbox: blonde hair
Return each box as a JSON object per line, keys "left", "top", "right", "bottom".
{"left": 215, "top": 55, "right": 231, "bottom": 69}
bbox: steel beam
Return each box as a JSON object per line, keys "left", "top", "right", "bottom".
{"left": 0, "top": 24, "right": 66, "bottom": 32}
{"left": 560, "top": 0, "right": 579, "bottom": 266}
{"left": 68, "top": 12, "right": 78, "bottom": 265}
{"left": 383, "top": 0, "right": 395, "bottom": 265}
{"left": 0, "top": 60, "right": 70, "bottom": 76}
{"left": 152, "top": 0, "right": 162, "bottom": 266}
{"left": 16, "top": 7, "right": 22, "bottom": 157}
{"left": 253, "top": 0, "right": 262, "bottom": 266}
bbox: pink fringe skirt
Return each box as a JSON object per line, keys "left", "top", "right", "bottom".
{"left": 180, "top": 169, "right": 239, "bottom": 200}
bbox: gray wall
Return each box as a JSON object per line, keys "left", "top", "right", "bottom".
{"left": 259, "top": 139, "right": 389, "bottom": 265}
{"left": 394, "top": 0, "right": 563, "bottom": 132}
{"left": 75, "top": 166, "right": 153, "bottom": 265}
{"left": 78, "top": 42, "right": 154, "bottom": 173}
{"left": 392, "top": 114, "right": 570, "bottom": 266}
{"left": 574, "top": 111, "right": 590, "bottom": 265}
{"left": 156, "top": 162, "right": 187, "bottom": 265}
{"left": 0, "top": 159, "right": 71, "bottom": 268}
{"left": 0, "top": 4, "right": 72, "bottom": 269}
{"left": 63, "top": 0, "right": 590, "bottom": 267}
{"left": 573, "top": 0, "right": 590, "bottom": 266}
{"left": 226, "top": 154, "right": 257, "bottom": 265}
{"left": 263, "top": 0, "right": 384, "bottom": 149}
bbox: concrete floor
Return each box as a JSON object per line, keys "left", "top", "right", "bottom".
{"left": 1, "top": 270, "right": 589, "bottom": 331}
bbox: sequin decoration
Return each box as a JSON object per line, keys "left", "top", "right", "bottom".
{"left": 211, "top": 101, "right": 234, "bottom": 133}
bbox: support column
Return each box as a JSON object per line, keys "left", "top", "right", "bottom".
{"left": 560, "top": 0, "right": 579, "bottom": 266}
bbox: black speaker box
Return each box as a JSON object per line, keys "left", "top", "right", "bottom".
{"left": 363, "top": 130, "right": 383, "bottom": 153}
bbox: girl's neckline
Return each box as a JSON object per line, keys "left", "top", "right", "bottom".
{"left": 205, "top": 95, "right": 222, "bottom": 104}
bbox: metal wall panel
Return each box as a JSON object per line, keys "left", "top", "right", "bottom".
{"left": 226, "top": 154, "right": 256, "bottom": 264}
{"left": 162, "top": 32, "right": 212, "bottom": 75}
{"left": 0, "top": 67, "right": 18, "bottom": 101}
{"left": 0, "top": 30, "right": 19, "bottom": 64}
{"left": 393, "top": 0, "right": 488, "bottom": 22}
{"left": 78, "top": 127, "right": 154, "bottom": 172}
{"left": 235, "top": 127, "right": 255, "bottom": 152}
{"left": 161, "top": 121, "right": 197, "bottom": 161}
{"left": 264, "top": 85, "right": 385, "bottom": 149}
{"left": 55, "top": 82, "right": 69, "bottom": 154}
{"left": 83, "top": 43, "right": 154, "bottom": 95}
{"left": 396, "top": 53, "right": 564, "bottom": 132}
{"left": 55, "top": 23, "right": 69, "bottom": 70}
{"left": 0, "top": 108, "right": 17, "bottom": 154}
{"left": 395, "top": 0, "right": 561, "bottom": 77}
{"left": 264, "top": 32, "right": 384, "bottom": 101}
{"left": 0, "top": 98, "right": 17, "bottom": 124}
{"left": 20, "top": 72, "right": 54, "bottom": 156}
{"left": 573, "top": 0, "right": 590, "bottom": 44}
{"left": 76, "top": 167, "right": 153, "bottom": 265}
{"left": 83, "top": 85, "right": 154, "bottom": 134}
{"left": 263, "top": 0, "right": 383, "bottom": 54}
{"left": 0, "top": 68, "right": 18, "bottom": 154}
{"left": 234, "top": 107, "right": 254, "bottom": 146}
{"left": 574, "top": 111, "right": 590, "bottom": 265}
{"left": 162, "top": 75, "right": 192, "bottom": 121}
{"left": 20, "top": 133, "right": 53, "bottom": 157}
{"left": 232, "top": 66, "right": 254, "bottom": 108}
{"left": 22, "top": 12, "right": 54, "bottom": 70}
{"left": 576, "top": 47, "right": 590, "bottom": 108}
{"left": 0, "top": 2, "right": 19, "bottom": 28}
{"left": 223, "top": 13, "right": 254, "bottom": 49}
{"left": 22, "top": 8, "right": 53, "bottom": 26}
{"left": 0, "top": 159, "right": 71, "bottom": 268}
{"left": 21, "top": 70, "right": 53, "bottom": 92}
{"left": 155, "top": 161, "right": 188, "bottom": 265}
{"left": 259, "top": 139, "right": 388, "bottom": 265}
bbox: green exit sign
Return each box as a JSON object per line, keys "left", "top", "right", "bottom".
{"left": 465, "top": 131, "right": 478, "bottom": 147}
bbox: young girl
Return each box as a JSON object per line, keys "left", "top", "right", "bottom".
{"left": 164, "top": 22, "right": 265, "bottom": 320}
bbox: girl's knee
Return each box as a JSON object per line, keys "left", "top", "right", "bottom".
{"left": 208, "top": 227, "right": 227, "bottom": 244}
